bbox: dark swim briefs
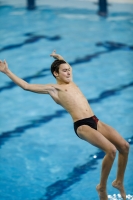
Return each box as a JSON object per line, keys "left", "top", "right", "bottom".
{"left": 74, "top": 115, "right": 99, "bottom": 138}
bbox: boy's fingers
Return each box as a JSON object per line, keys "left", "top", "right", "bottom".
{"left": 50, "top": 54, "right": 55, "bottom": 57}
{"left": 51, "top": 50, "right": 56, "bottom": 54}
{"left": 50, "top": 54, "right": 57, "bottom": 57}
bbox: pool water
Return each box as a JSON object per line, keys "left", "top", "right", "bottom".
{"left": 0, "top": 1, "right": 133, "bottom": 200}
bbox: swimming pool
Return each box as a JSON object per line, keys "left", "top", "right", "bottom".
{"left": 0, "top": 1, "right": 133, "bottom": 200}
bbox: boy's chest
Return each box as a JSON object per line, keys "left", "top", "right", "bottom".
{"left": 58, "top": 85, "right": 83, "bottom": 100}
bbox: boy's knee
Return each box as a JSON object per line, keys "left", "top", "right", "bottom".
{"left": 108, "top": 146, "right": 117, "bottom": 159}
{"left": 119, "top": 141, "right": 130, "bottom": 154}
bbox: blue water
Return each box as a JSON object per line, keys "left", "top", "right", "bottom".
{"left": 0, "top": 2, "right": 133, "bottom": 200}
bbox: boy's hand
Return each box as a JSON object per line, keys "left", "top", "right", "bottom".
{"left": 0, "top": 60, "right": 8, "bottom": 74}
{"left": 50, "top": 50, "right": 64, "bottom": 60}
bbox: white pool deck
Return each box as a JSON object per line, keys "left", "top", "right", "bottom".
{"left": 1, "top": 0, "right": 133, "bottom": 16}
{"left": 1, "top": 0, "right": 133, "bottom": 8}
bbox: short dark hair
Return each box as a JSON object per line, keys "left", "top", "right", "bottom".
{"left": 51, "top": 59, "right": 66, "bottom": 78}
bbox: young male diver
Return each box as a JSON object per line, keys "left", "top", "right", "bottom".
{"left": 0, "top": 51, "right": 129, "bottom": 200}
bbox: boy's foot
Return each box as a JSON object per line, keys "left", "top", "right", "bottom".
{"left": 96, "top": 184, "right": 108, "bottom": 200}
{"left": 112, "top": 180, "right": 126, "bottom": 200}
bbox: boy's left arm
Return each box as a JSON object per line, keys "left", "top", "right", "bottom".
{"left": 50, "top": 50, "right": 72, "bottom": 69}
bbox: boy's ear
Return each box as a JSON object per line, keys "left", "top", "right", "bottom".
{"left": 53, "top": 71, "right": 59, "bottom": 78}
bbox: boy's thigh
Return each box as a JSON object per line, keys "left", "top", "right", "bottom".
{"left": 77, "top": 125, "right": 115, "bottom": 152}
{"left": 97, "top": 120, "right": 126, "bottom": 148}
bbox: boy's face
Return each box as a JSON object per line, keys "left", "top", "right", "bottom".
{"left": 54, "top": 63, "right": 72, "bottom": 84}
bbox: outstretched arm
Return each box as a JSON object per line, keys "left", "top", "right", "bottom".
{"left": 50, "top": 50, "right": 64, "bottom": 61}
{"left": 50, "top": 50, "right": 72, "bottom": 68}
{"left": 0, "top": 60, "right": 54, "bottom": 94}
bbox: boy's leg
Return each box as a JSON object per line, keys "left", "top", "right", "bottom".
{"left": 97, "top": 121, "right": 129, "bottom": 200}
{"left": 77, "top": 125, "right": 117, "bottom": 200}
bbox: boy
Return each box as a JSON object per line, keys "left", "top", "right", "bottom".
{"left": 0, "top": 51, "right": 129, "bottom": 200}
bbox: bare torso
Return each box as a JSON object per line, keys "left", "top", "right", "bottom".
{"left": 50, "top": 81, "right": 94, "bottom": 122}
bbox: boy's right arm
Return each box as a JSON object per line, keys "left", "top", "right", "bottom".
{"left": 0, "top": 60, "right": 55, "bottom": 95}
